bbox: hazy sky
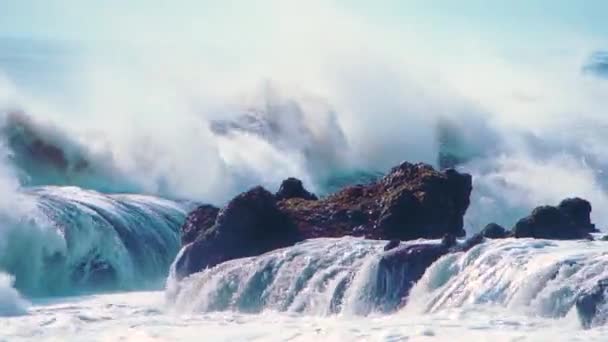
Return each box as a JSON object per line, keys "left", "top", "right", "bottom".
{"left": 1, "top": 1, "right": 607, "bottom": 45}
{"left": 1, "top": 1, "right": 608, "bottom": 206}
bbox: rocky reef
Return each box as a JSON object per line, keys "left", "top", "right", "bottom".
{"left": 174, "top": 187, "right": 300, "bottom": 278}
{"left": 278, "top": 162, "right": 472, "bottom": 240}
{"left": 175, "top": 162, "right": 472, "bottom": 278}
{"left": 175, "top": 160, "right": 601, "bottom": 285}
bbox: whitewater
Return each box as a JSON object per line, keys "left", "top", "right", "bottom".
{"left": 3, "top": 238, "right": 608, "bottom": 341}
{"left": 2, "top": 4, "right": 608, "bottom": 339}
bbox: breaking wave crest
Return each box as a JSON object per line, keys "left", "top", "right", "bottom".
{"left": 0, "top": 186, "right": 190, "bottom": 297}
{"left": 167, "top": 237, "right": 608, "bottom": 329}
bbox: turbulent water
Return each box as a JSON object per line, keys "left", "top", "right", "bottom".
{"left": 4, "top": 238, "right": 608, "bottom": 341}
{"left": 0, "top": 186, "right": 189, "bottom": 304}
{"left": 1, "top": 23, "right": 608, "bottom": 340}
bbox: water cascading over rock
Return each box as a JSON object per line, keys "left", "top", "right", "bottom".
{"left": 174, "top": 162, "right": 473, "bottom": 279}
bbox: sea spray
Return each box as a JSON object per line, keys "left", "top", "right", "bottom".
{"left": 167, "top": 237, "right": 443, "bottom": 316}
{"left": 405, "top": 238, "right": 608, "bottom": 321}
{"left": 0, "top": 186, "right": 190, "bottom": 297}
{"left": 0, "top": 273, "right": 28, "bottom": 316}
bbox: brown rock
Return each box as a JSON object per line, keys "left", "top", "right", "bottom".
{"left": 181, "top": 204, "right": 219, "bottom": 245}
{"left": 279, "top": 162, "right": 472, "bottom": 240}
{"left": 174, "top": 187, "right": 300, "bottom": 278}
{"left": 176, "top": 162, "right": 473, "bottom": 278}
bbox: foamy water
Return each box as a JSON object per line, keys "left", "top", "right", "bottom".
{"left": 8, "top": 238, "right": 602, "bottom": 341}
{"left": 2, "top": 5, "right": 608, "bottom": 340}
{"left": 1, "top": 290, "right": 607, "bottom": 342}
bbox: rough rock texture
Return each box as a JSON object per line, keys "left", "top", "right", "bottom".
{"left": 180, "top": 204, "right": 219, "bottom": 245}
{"left": 174, "top": 187, "right": 300, "bottom": 278}
{"left": 176, "top": 162, "right": 473, "bottom": 278}
{"left": 275, "top": 177, "right": 318, "bottom": 201}
{"left": 513, "top": 198, "right": 597, "bottom": 240}
{"left": 279, "top": 162, "right": 472, "bottom": 240}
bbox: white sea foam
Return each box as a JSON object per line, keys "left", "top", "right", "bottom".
{"left": 0, "top": 272, "right": 28, "bottom": 317}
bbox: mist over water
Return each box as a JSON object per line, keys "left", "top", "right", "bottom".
{"left": 2, "top": 31, "right": 608, "bottom": 232}
{"left": 1, "top": 3, "right": 608, "bottom": 339}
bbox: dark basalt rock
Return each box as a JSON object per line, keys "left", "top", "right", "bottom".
{"left": 181, "top": 204, "right": 220, "bottom": 245}
{"left": 512, "top": 198, "right": 596, "bottom": 240}
{"left": 174, "top": 187, "right": 300, "bottom": 278}
{"left": 558, "top": 198, "right": 597, "bottom": 233}
{"left": 576, "top": 279, "right": 608, "bottom": 329}
{"left": 279, "top": 162, "right": 472, "bottom": 240}
{"left": 480, "top": 223, "right": 509, "bottom": 239}
{"left": 275, "top": 177, "right": 318, "bottom": 201}
{"left": 455, "top": 223, "right": 510, "bottom": 253}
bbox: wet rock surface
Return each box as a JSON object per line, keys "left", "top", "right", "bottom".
{"left": 180, "top": 204, "right": 219, "bottom": 245}
{"left": 279, "top": 162, "right": 472, "bottom": 240}
{"left": 513, "top": 198, "right": 597, "bottom": 240}
{"left": 174, "top": 187, "right": 300, "bottom": 278}
{"left": 176, "top": 162, "right": 472, "bottom": 278}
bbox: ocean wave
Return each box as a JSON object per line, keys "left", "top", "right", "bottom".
{"left": 0, "top": 186, "right": 190, "bottom": 297}
{"left": 0, "top": 273, "right": 28, "bottom": 317}
{"left": 167, "top": 236, "right": 608, "bottom": 328}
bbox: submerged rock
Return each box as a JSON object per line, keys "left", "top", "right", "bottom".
{"left": 279, "top": 162, "right": 472, "bottom": 240}
{"left": 455, "top": 223, "right": 510, "bottom": 253}
{"left": 512, "top": 198, "right": 596, "bottom": 240}
{"left": 174, "top": 187, "right": 300, "bottom": 278}
{"left": 375, "top": 235, "right": 457, "bottom": 311}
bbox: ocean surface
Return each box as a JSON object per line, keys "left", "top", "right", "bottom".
{"left": 1, "top": 36, "right": 608, "bottom": 341}
{"left": 3, "top": 238, "right": 608, "bottom": 342}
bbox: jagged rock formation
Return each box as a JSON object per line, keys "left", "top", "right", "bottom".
{"left": 176, "top": 162, "right": 473, "bottom": 278}
{"left": 279, "top": 162, "right": 472, "bottom": 240}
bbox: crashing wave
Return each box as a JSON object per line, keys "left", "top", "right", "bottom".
{"left": 0, "top": 186, "right": 190, "bottom": 297}
{"left": 0, "top": 111, "right": 141, "bottom": 193}
{"left": 167, "top": 236, "right": 608, "bottom": 329}
{"left": 0, "top": 273, "right": 28, "bottom": 317}
{"left": 166, "top": 237, "right": 444, "bottom": 316}
{"left": 407, "top": 238, "right": 608, "bottom": 326}
{"left": 209, "top": 84, "right": 355, "bottom": 191}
